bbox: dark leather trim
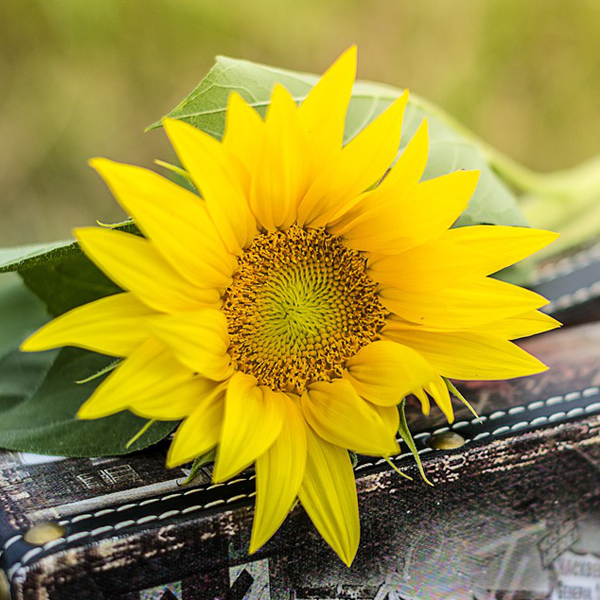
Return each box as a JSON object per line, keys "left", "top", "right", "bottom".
{"left": 2, "top": 385, "right": 598, "bottom": 583}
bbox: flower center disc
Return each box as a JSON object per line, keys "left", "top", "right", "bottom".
{"left": 222, "top": 225, "right": 387, "bottom": 393}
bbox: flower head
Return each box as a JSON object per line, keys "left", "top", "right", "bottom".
{"left": 21, "top": 47, "right": 559, "bottom": 565}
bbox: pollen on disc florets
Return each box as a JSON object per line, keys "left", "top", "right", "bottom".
{"left": 221, "top": 224, "right": 388, "bottom": 394}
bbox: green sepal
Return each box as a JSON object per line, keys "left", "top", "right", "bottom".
{"left": 182, "top": 449, "right": 216, "bottom": 485}
{"left": 154, "top": 159, "right": 198, "bottom": 192}
{"left": 125, "top": 419, "right": 157, "bottom": 449}
{"left": 398, "top": 400, "right": 433, "bottom": 486}
{"left": 444, "top": 377, "right": 481, "bottom": 422}
{"left": 383, "top": 456, "right": 413, "bottom": 481}
{"left": 76, "top": 358, "right": 122, "bottom": 384}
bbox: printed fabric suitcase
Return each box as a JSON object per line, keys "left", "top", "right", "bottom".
{"left": 0, "top": 242, "right": 598, "bottom": 600}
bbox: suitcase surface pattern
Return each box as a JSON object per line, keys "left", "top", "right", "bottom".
{"left": 0, "top": 243, "right": 599, "bottom": 599}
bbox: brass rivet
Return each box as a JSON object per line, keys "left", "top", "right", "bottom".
{"left": 23, "top": 522, "right": 66, "bottom": 546}
{"left": 0, "top": 570, "right": 10, "bottom": 600}
{"left": 428, "top": 431, "right": 466, "bottom": 450}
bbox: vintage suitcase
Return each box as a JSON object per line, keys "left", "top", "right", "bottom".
{"left": 0, "top": 241, "right": 599, "bottom": 600}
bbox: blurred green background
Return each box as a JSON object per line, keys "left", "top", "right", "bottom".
{"left": 1, "top": 0, "right": 599, "bottom": 246}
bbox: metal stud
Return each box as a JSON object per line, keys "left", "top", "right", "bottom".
{"left": 23, "top": 522, "right": 66, "bottom": 546}
{"left": 428, "top": 431, "right": 466, "bottom": 450}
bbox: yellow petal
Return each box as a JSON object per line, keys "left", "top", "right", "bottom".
{"left": 78, "top": 338, "right": 211, "bottom": 420}
{"left": 213, "top": 373, "right": 286, "bottom": 482}
{"left": 222, "top": 91, "right": 265, "bottom": 189}
{"left": 328, "top": 118, "right": 429, "bottom": 230}
{"left": 469, "top": 309, "right": 561, "bottom": 340}
{"left": 298, "top": 428, "right": 359, "bottom": 566}
{"left": 343, "top": 340, "right": 435, "bottom": 406}
{"left": 250, "top": 395, "right": 307, "bottom": 553}
{"left": 383, "top": 327, "right": 548, "bottom": 380}
{"left": 75, "top": 228, "right": 219, "bottom": 313}
{"left": 368, "top": 238, "right": 493, "bottom": 293}
{"left": 145, "top": 309, "right": 232, "bottom": 381}
{"left": 335, "top": 170, "right": 480, "bottom": 255}
{"left": 166, "top": 385, "right": 226, "bottom": 468}
{"left": 424, "top": 374, "right": 454, "bottom": 423}
{"left": 370, "top": 402, "right": 400, "bottom": 438}
{"left": 375, "top": 118, "right": 430, "bottom": 194}
{"left": 249, "top": 85, "right": 311, "bottom": 231}
{"left": 90, "top": 158, "right": 237, "bottom": 289}
{"left": 297, "top": 91, "right": 409, "bottom": 228}
{"left": 442, "top": 225, "right": 560, "bottom": 274}
{"left": 379, "top": 276, "right": 548, "bottom": 329}
{"left": 20, "top": 292, "right": 153, "bottom": 356}
{"left": 298, "top": 46, "right": 356, "bottom": 160}
{"left": 412, "top": 388, "right": 431, "bottom": 415}
{"left": 301, "top": 379, "right": 399, "bottom": 456}
{"left": 163, "top": 118, "right": 258, "bottom": 254}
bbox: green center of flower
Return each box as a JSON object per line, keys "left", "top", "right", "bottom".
{"left": 222, "top": 225, "right": 388, "bottom": 393}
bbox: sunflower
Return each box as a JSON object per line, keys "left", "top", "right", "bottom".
{"left": 21, "top": 47, "right": 559, "bottom": 565}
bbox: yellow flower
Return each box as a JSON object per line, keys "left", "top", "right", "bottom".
{"left": 21, "top": 47, "right": 559, "bottom": 565}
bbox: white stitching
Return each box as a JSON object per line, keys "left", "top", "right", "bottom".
{"left": 227, "top": 494, "right": 251, "bottom": 504}
{"left": 7, "top": 562, "right": 21, "bottom": 581}
{"left": 549, "top": 412, "right": 567, "bottom": 422}
{"left": 70, "top": 513, "right": 93, "bottom": 523}
{"left": 547, "top": 280, "right": 600, "bottom": 312}
{"left": 527, "top": 400, "right": 545, "bottom": 410}
{"left": 4, "top": 385, "right": 600, "bottom": 580}
{"left": 432, "top": 426, "right": 449, "bottom": 435}
{"left": 448, "top": 386, "right": 600, "bottom": 434}
{"left": 40, "top": 538, "right": 64, "bottom": 552}
{"left": 135, "top": 515, "right": 158, "bottom": 525}
{"left": 530, "top": 242, "right": 600, "bottom": 285}
{"left": 489, "top": 411, "right": 507, "bottom": 420}
{"left": 158, "top": 510, "right": 180, "bottom": 520}
{"left": 19, "top": 548, "right": 42, "bottom": 565}
{"left": 492, "top": 426, "right": 511, "bottom": 435}
{"left": 93, "top": 509, "right": 116, "bottom": 517}
{"left": 510, "top": 421, "right": 529, "bottom": 431}
{"left": 2, "top": 535, "right": 20, "bottom": 551}
{"left": 160, "top": 493, "right": 182, "bottom": 502}
{"left": 89, "top": 526, "right": 113, "bottom": 537}
{"left": 115, "top": 503, "right": 138, "bottom": 512}
{"left": 139, "top": 498, "right": 160, "bottom": 506}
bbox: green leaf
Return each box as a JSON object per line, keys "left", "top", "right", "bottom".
{"left": 0, "top": 222, "right": 137, "bottom": 277}
{"left": 0, "top": 240, "right": 76, "bottom": 274}
{"left": 0, "top": 273, "right": 49, "bottom": 357}
{"left": 0, "top": 222, "right": 138, "bottom": 317}
{"left": 0, "top": 345, "right": 177, "bottom": 456}
{"left": 0, "top": 263, "right": 175, "bottom": 457}
{"left": 150, "top": 55, "right": 526, "bottom": 228}
{"left": 19, "top": 247, "right": 122, "bottom": 317}
{"left": 0, "top": 56, "right": 526, "bottom": 293}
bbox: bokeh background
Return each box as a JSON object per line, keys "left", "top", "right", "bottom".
{"left": 1, "top": 0, "right": 599, "bottom": 246}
